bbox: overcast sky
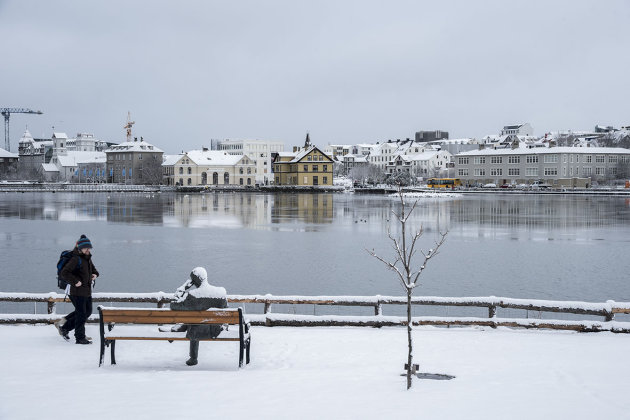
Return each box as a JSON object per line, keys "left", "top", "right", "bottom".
{"left": 1, "top": 0, "right": 629, "bottom": 153}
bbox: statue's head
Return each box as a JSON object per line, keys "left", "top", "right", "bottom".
{"left": 189, "top": 267, "right": 208, "bottom": 288}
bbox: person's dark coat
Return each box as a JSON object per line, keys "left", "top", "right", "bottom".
{"left": 170, "top": 293, "right": 228, "bottom": 340}
{"left": 60, "top": 248, "right": 99, "bottom": 297}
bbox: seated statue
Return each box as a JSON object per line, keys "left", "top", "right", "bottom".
{"left": 170, "top": 267, "right": 228, "bottom": 366}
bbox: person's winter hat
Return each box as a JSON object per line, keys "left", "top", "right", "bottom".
{"left": 77, "top": 234, "right": 93, "bottom": 250}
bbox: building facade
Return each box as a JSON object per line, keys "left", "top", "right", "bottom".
{"left": 0, "top": 147, "right": 18, "bottom": 179}
{"left": 415, "top": 130, "right": 449, "bottom": 142}
{"left": 500, "top": 123, "right": 533, "bottom": 136}
{"left": 454, "top": 146, "right": 630, "bottom": 186}
{"left": 212, "top": 139, "right": 284, "bottom": 185}
{"left": 17, "top": 129, "right": 53, "bottom": 174}
{"left": 163, "top": 149, "right": 256, "bottom": 187}
{"left": 273, "top": 145, "right": 334, "bottom": 186}
{"left": 105, "top": 137, "right": 164, "bottom": 184}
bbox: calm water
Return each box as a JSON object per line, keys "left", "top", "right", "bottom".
{"left": 1, "top": 191, "right": 629, "bottom": 305}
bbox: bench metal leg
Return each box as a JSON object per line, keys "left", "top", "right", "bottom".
{"left": 239, "top": 343, "right": 244, "bottom": 368}
{"left": 111, "top": 340, "right": 116, "bottom": 365}
{"left": 99, "top": 339, "right": 105, "bottom": 367}
{"left": 246, "top": 339, "right": 251, "bottom": 365}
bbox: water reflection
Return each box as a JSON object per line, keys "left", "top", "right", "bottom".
{"left": 0, "top": 192, "right": 629, "bottom": 232}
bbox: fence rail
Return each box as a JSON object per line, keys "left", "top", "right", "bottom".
{"left": 1, "top": 292, "right": 629, "bottom": 332}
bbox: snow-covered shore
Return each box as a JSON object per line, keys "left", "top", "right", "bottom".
{"left": 1, "top": 324, "right": 629, "bottom": 420}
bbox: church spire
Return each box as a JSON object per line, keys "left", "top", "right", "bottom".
{"left": 304, "top": 132, "right": 312, "bottom": 149}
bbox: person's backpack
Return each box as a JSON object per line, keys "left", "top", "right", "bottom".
{"left": 56, "top": 250, "right": 81, "bottom": 290}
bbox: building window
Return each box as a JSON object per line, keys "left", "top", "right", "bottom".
{"left": 596, "top": 155, "right": 605, "bottom": 163}
{"left": 458, "top": 169, "right": 469, "bottom": 176}
{"left": 508, "top": 168, "right": 519, "bottom": 176}
{"left": 247, "top": 167, "right": 251, "bottom": 174}
{"left": 473, "top": 157, "right": 486, "bottom": 164}
{"left": 303, "top": 165, "right": 308, "bottom": 172}
{"left": 491, "top": 156, "right": 502, "bottom": 164}
{"left": 474, "top": 169, "right": 485, "bottom": 176}
{"left": 544, "top": 168, "right": 558, "bottom": 176}
{"left": 458, "top": 157, "right": 469, "bottom": 165}
{"left": 240, "top": 178, "right": 243, "bottom": 185}
{"left": 526, "top": 155, "right": 538, "bottom": 164}
{"left": 313, "top": 176, "right": 318, "bottom": 185}
{"left": 187, "top": 178, "right": 192, "bottom": 185}
{"left": 526, "top": 168, "right": 539, "bottom": 176}
{"left": 313, "top": 165, "right": 318, "bottom": 172}
{"left": 239, "top": 168, "right": 244, "bottom": 174}
{"left": 595, "top": 167, "right": 605, "bottom": 175}
{"left": 544, "top": 155, "right": 558, "bottom": 163}
{"left": 323, "top": 165, "right": 327, "bottom": 172}
{"left": 585, "top": 155, "right": 592, "bottom": 163}
{"left": 187, "top": 167, "right": 191, "bottom": 175}
{"left": 247, "top": 178, "right": 252, "bottom": 185}
{"left": 179, "top": 167, "right": 183, "bottom": 174}
{"left": 490, "top": 168, "right": 503, "bottom": 176}
{"left": 323, "top": 176, "right": 328, "bottom": 184}
{"left": 508, "top": 156, "right": 520, "bottom": 164}
{"left": 609, "top": 155, "right": 618, "bottom": 163}
{"left": 583, "top": 167, "right": 592, "bottom": 176}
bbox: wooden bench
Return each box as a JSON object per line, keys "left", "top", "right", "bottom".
{"left": 97, "top": 306, "right": 251, "bottom": 367}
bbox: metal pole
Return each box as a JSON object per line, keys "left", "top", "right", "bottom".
{"left": 3, "top": 112, "right": 10, "bottom": 152}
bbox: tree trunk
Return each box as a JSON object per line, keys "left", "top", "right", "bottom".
{"left": 407, "top": 289, "right": 413, "bottom": 390}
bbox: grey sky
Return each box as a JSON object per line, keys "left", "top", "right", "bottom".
{"left": 1, "top": 0, "right": 629, "bottom": 153}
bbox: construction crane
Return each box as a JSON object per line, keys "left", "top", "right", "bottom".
{"left": 124, "top": 111, "right": 135, "bottom": 142}
{"left": 1, "top": 108, "right": 43, "bottom": 152}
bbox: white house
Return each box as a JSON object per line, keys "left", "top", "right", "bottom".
{"left": 212, "top": 139, "right": 284, "bottom": 185}
{"left": 164, "top": 149, "right": 256, "bottom": 187}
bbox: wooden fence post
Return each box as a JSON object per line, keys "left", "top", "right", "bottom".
{"left": 374, "top": 302, "right": 382, "bottom": 316}
{"left": 47, "top": 299, "right": 56, "bottom": 315}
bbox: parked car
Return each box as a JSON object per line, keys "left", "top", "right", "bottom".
{"left": 530, "top": 181, "right": 551, "bottom": 189}
{"left": 483, "top": 183, "right": 497, "bottom": 188}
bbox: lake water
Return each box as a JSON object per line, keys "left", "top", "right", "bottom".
{"left": 1, "top": 191, "right": 629, "bottom": 308}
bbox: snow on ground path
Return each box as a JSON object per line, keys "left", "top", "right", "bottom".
{"left": 1, "top": 325, "right": 629, "bottom": 420}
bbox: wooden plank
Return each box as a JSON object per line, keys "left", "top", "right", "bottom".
{"left": 612, "top": 308, "right": 630, "bottom": 314}
{"left": 101, "top": 309, "right": 240, "bottom": 325}
{"left": 103, "top": 315, "right": 240, "bottom": 324}
{"left": 104, "top": 336, "right": 240, "bottom": 341}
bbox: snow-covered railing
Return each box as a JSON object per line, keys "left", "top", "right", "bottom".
{"left": 1, "top": 292, "right": 630, "bottom": 332}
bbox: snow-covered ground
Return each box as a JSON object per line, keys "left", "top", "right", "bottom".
{"left": 1, "top": 324, "right": 629, "bottom": 420}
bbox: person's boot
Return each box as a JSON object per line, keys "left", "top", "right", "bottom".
{"left": 186, "top": 340, "right": 199, "bottom": 366}
{"left": 55, "top": 319, "right": 70, "bottom": 341}
{"left": 76, "top": 337, "right": 92, "bottom": 345}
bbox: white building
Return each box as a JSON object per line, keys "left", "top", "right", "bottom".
{"left": 367, "top": 142, "right": 403, "bottom": 171}
{"left": 163, "top": 149, "right": 256, "bottom": 187}
{"left": 454, "top": 146, "right": 630, "bottom": 186}
{"left": 500, "top": 123, "right": 533, "bottom": 137}
{"left": 212, "top": 139, "right": 284, "bottom": 185}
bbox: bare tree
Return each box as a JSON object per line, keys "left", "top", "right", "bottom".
{"left": 367, "top": 189, "right": 447, "bottom": 389}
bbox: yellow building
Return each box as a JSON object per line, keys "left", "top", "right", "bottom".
{"left": 273, "top": 140, "right": 334, "bottom": 186}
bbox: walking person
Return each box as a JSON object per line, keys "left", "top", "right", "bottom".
{"left": 55, "top": 235, "right": 99, "bottom": 344}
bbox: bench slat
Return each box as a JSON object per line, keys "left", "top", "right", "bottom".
{"left": 105, "top": 336, "right": 240, "bottom": 341}
{"left": 101, "top": 310, "right": 240, "bottom": 325}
